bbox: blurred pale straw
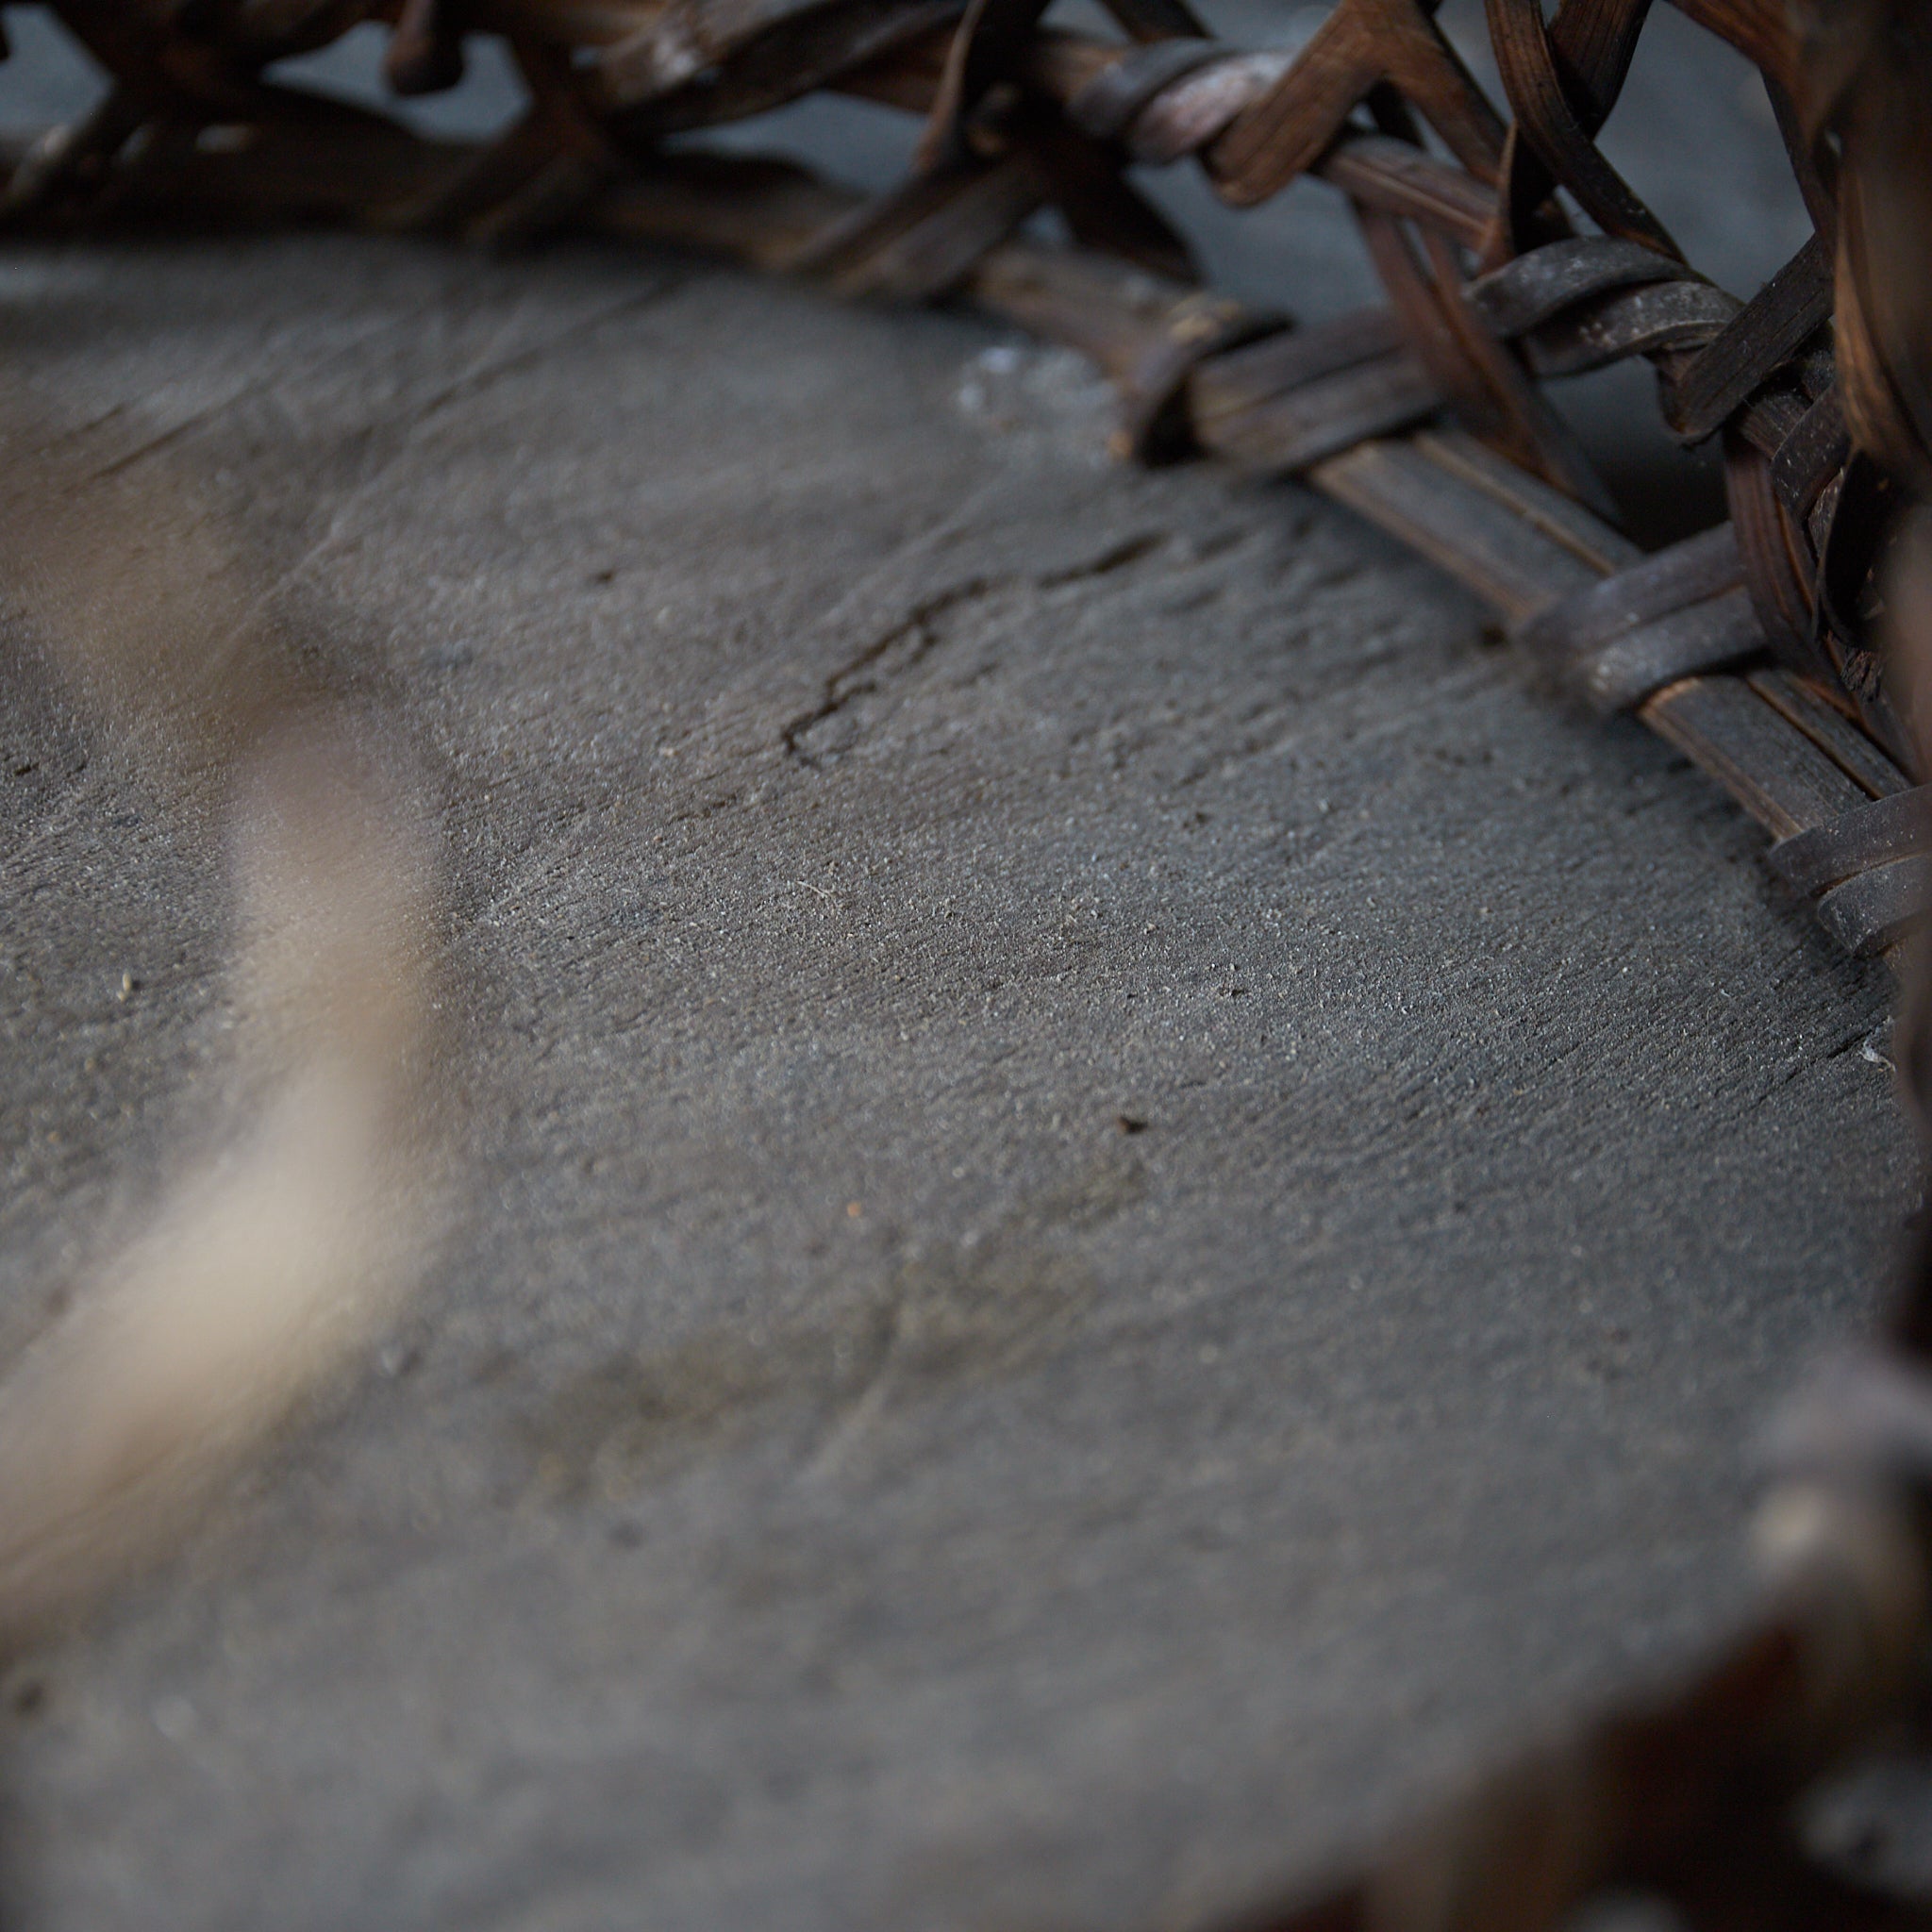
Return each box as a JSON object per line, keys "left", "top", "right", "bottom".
{"left": 0, "top": 441, "right": 446, "bottom": 1641}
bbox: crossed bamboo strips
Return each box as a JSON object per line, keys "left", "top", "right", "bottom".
{"left": 7, "top": 0, "right": 1932, "bottom": 1926}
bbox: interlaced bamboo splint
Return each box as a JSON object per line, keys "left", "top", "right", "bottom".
{"left": 5, "top": 1, "right": 1932, "bottom": 1926}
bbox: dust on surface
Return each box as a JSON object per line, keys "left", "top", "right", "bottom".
{"left": 523, "top": 1155, "right": 1145, "bottom": 1498}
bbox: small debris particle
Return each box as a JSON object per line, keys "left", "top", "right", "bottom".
{"left": 151, "top": 1695, "right": 195, "bottom": 1743}
{"left": 1116, "top": 1114, "right": 1148, "bottom": 1135}
{"left": 845, "top": 1201, "right": 863, "bottom": 1219}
